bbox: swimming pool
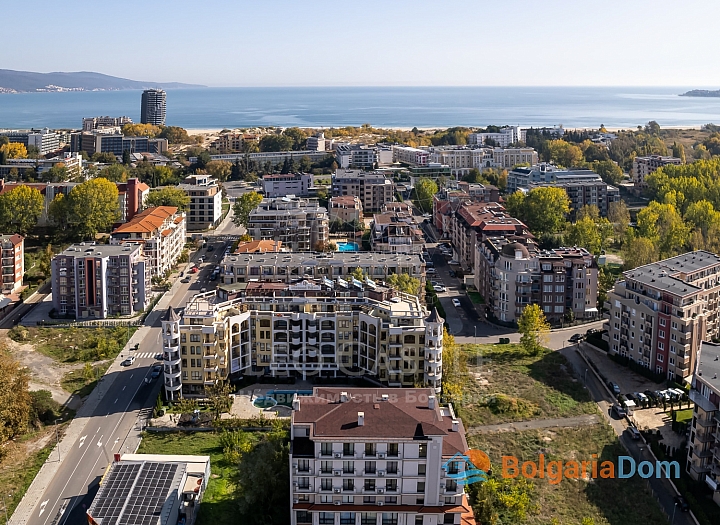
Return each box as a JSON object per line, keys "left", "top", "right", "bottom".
{"left": 337, "top": 242, "right": 359, "bottom": 252}
{"left": 267, "top": 389, "right": 314, "bottom": 406}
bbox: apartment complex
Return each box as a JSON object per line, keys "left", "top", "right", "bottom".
{"left": 468, "top": 126, "right": 524, "bottom": 147}
{"left": 0, "top": 234, "right": 24, "bottom": 294}
{"left": 247, "top": 196, "right": 329, "bottom": 252}
{"left": 475, "top": 238, "right": 598, "bottom": 324}
{"left": 110, "top": 206, "right": 186, "bottom": 277}
{"left": 211, "top": 132, "right": 258, "bottom": 152}
{"left": 371, "top": 210, "right": 425, "bottom": 254}
{"left": 686, "top": 341, "right": 720, "bottom": 503}
{"left": 332, "top": 170, "right": 395, "bottom": 214}
{"left": 262, "top": 173, "right": 315, "bottom": 198}
{"left": 289, "top": 387, "right": 473, "bottom": 525}
{"left": 82, "top": 116, "right": 132, "bottom": 131}
{"left": 306, "top": 132, "right": 327, "bottom": 151}
{"left": 604, "top": 251, "right": 720, "bottom": 382}
{"left": 632, "top": 155, "right": 682, "bottom": 190}
{"left": 329, "top": 196, "right": 363, "bottom": 224}
{"left": 71, "top": 130, "right": 168, "bottom": 156}
{"left": 0, "top": 128, "right": 60, "bottom": 155}
{"left": 220, "top": 252, "right": 425, "bottom": 290}
{"left": 1, "top": 152, "right": 83, "bottom": 180}
{"left": 116, "top": 178, "right": 150, "bottom": 223}
{"left": 51, "top": 243, "right": 150, "bottom": 319}
{"left": 161, "top": 280, "right": 442, "bottom": 400}
{"left": 449, "top": 202, "right": 530, "bottom": 271}
{"left": 507, "top": 163, "right": 603, "bottom": 192}
{"left": 528, "top": 180, "right": 620, "bottom": 218}
{"left": 428, "top": 146, "right": 537, "bottom": 177}
{"left": 179, "top": 174, "right": 223, "bottom": 230}
{"left": 197, "top": 150, "right": 330, "bottom": 166}
{"left": 392, "top": 146, "right": 430, "bottom": 167}
{"left": 336, "top": 144, "right": 379, "bottom": 169}
{"left": 141, "top": 89, "right": 167, "bottom": 126}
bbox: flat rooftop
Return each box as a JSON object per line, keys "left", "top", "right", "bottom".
{"left": 222, "top": 251, "right": 424, "bottom": 266}
{"left": 59, "top": 243, "right": 141, "bottom": 258}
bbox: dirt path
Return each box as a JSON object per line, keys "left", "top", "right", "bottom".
{"left": 468, "top": 414, "right": 601, "bottom": 434}
{"left": 1, "top": 331, "right": 84, "bottom": 409}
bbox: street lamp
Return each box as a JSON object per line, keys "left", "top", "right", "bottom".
{"left": 671, "top": 502, "right": 678, "bottom": 524}
{"left": 54, "top": 419, "right": 62, "bottom": 461}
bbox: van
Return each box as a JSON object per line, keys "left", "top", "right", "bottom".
{"left": 628, "top": 427, "right": 641, "bottom": 440}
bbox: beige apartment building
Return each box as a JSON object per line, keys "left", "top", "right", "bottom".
{"left": 329, "top": 196, "right": 363, "bottom": 224}
{"left": 604, "top": 251, "right": 720, "bottom": 382}
{"left": 160, "top": 280, "right": 444, "bottom": 400}
{"left": 332, "top": 170, "right": 395, "bottom": 214}
{"left": 247, "top": 196, "right": 329, "bottom": 252}
{"left": 179, "top": 174, "right": 223, "bottom": 231}
{"left": 632, "top": 155, "right": 682, "bottom": 190}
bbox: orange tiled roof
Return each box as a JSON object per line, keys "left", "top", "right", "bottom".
{"left": 112, "top": 206, "right": 179, "bottom": 234}
{"left": 234, "top": 240, "right": 282, "bottom": 253}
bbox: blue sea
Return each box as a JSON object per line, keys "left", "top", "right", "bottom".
{"left": 1, "top": 86, "right": 720, "bottom": 130}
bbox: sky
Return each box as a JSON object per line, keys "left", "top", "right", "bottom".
{"left": 5, "top": 0, "right": 720, "bottom": 87}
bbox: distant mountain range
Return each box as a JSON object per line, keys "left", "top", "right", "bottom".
{"left": 680, "top": 89, "right": 720, "bottom": 97}
{"left": 0, "top": 69, "right": 205, "bottom": 93}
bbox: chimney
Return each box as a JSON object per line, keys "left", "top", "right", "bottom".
{"left": 340, "top": 391, "right": 348, "bottom": 403}
{"left": 292, "top": 394, "right": 300, "bottom": 411}
{"left": 451, "top": 419, "right": 459, "bottom": 432}
{"left": 381, "top": 394, "right": 389, "bottom": 402}
{"left": 428, "top": 395, "right": 436, "bottom": 410}
{"left": 358, "top": 412, "right": 365, "bottom": 426}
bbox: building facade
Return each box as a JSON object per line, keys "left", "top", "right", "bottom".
{"left": 0, "top": 234, "right": 24, "bottom": 294}
{"left": 604, "top": 251, "right": 720, "bottom": 382}
{"left": 51, "top": 243, "right": 150, "bottom": 319}
{"left": 262, "top": 173, "right": 315, "bottom": 198}
{"left": 0, "top": 128, "right": 59, "bottom": 155}
{"left": 161, "top": 281, "right": 443, "bottom": 400}
{"left": 332, "top": 170, "right": 395, "bottom": 214}
{"left": 141, "top": 89, "right": 166, "bottom": 126}
{"left": 179, "top": 175, "right": 223, "bottom": 231}
{"left": 370, "top": 210, "right": 425, "bottom": 254}
{"left": 329, "top": 196, "right": 363, "bottom": 224}
{"left": 392, "top": 146, "right": 430, "bottom": 167}
{"left": 468, "top": 126, "right": 523, "bottom": 147}
{"left": 110, "top": 206, "right": 186, "bottom": 277}
{"left": 306, "top": 133, "right": 327, "bottom": 152}
{"left": 289, "top": 387, "right": 473, "bottom": 525}
{"left": 82, "top": 116, "right": 133, "bottom": 131}
{"left": 632, "top": 155, "right": 682, "bottom": 190}
{"left": 429, "top": 146, "right": 537, "bottom": 177}
{"left": 248, "top": 196, "right": 329, "bottom": 252}
{"left": 475, "top": 238, "right": 598, "bottom": 324}
{"left": 335, "top": 144, "right": 379, "bottom": 169}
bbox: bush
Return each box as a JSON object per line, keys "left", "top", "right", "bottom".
{"left": 29, "top": 390, "right": 61, "bottom": 424}
{"left": 8, "top": 326, "right": 30, "bottom": 342}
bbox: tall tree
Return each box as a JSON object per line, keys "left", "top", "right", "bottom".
{"left": 517, "top": 304, "right": 550, "bottom": 355}
{"left": 0, "top": 346, "right": 31, "bottom": 442}
{"left": 205, "top": 160, "right": 232, "bottom": 182}
{"left": 565, "top": 216, "right": 602, "bottom": 254}
{"left": 623, "top": 236, "right": 658, "bottom": 270}
{"left": 547, "top": 139, "right": 583, "bottom": 167}
{"left": 672, "top": 142, "right": 686, "bottom": 163}
{"left": 385, "top": 273, "right": 421, "bottom": 296}
{"left": 98, "top": 163, "right": 128, "bottom": 182}
{"left": 607, "top": 201, "right": 630, "bottom": 245}
{"left": 65, "top": 178, "right": 121, "bottom": 239}
{"left": 414, "top": 178, "right": 438, "bottom": 213}
{"left": 636, "top": 201, "right": 689, "bottom": 257}
{"left": 144, "top": 187, "right": 190, "bottom": 211}
{"left": 41, "top": 164, "right": 69, "bottom": 183}
{"left": 509, "top": 187, "right": 570, "bottom": 237}
{"left": 121, "top": 123, "right": 161, "bottom": 137}
{"left": 232, "top": 191, "right": 263, "bottom": 228}
{"left": 592, "top": 160, "right": 624, "bottom": 185}
{"left": 0, "top": 142, "right": 27, "bottom": 159}
{"left": 0, "top": 184, "right": 44, "bottom": 235}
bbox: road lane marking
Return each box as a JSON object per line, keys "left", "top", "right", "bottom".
{"left": 97, "top": 435, "right": 103, "bottom": 447}
{"left": 122, "top": 386, "right": 126, "bottom": 391}
{"left": 78, "top": 436, "right": 86, "bottom": 448}
{"left": 114, "top": 398, "right": 118, "bottom": 404}
{"left": 39, "top": 500, "right": 48, "bottom": 516}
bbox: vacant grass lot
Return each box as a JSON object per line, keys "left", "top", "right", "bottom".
{"left": 8, "top": 326, "right": 136, "bottom": 363}
{"left": 61, "top": 363, "right": 110, "bottom": 398}
{"left": 456, "top": 344, "right": 597, "bottom": 427}
{"left": 468, "top": 424, "right": 667, "bottom": 525}
{"left": 137, "top": 431, "right": 259, "bottom": 525}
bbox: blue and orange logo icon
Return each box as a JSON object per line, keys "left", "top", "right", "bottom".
{"left": 443, "top": 449, "right": 490, "bottom": 485}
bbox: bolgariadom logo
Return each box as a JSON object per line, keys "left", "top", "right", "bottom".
{"left": 443, "top": 450, "right": 492, "bottom": 485}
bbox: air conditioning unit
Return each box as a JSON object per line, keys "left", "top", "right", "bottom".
{"left": 293, "top": 498, "right": 299, "bottom": 504}
{"left": 439, "top": 483, "right": 445, "bottom": 488}
{"left": 334, "top": 453, "right": 342, "bottom": 458}
{"left": 334, "top": 488, "right": 341, "bottom": 493}
{"left": 378, "top": 470, "right": 385, "bottom": 477}
{"left": 292, "top": 463, "right": 298, "bottom": 468}
{"left": 334, "top": 501, "right": 342, "bottom": 506}
{"left": 377, "top": 488, "right": 385, "bottom": 494}
{"left": 378, "top": 452, "right": 386, "bottom": 458}
{"left": 333, "top": 470, "right": 342, "bottom": 476}
{"left": 293, "top": 481, "right": 298, "bottom": 486}
{"left": 378, "top": 501, "right": 384, "bottom": 506}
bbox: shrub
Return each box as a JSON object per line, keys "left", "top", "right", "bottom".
{"left": 29, "top": 390, "right": 61, "bottom": 424}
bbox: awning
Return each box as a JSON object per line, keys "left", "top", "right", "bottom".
{"left": 585, "top": 307, "right": 599, "bottom": 313}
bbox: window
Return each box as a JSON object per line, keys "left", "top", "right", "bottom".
{"left": 446, "top": 480, "right": 457, "bottom": 492}
{"left": 297, "top": 477, "right": 310, "bottom": 489}
{"left": 296, "top": 511, "right": 312, "bottom": 524}
{"left": 341, "top": 513, "right": 356, "bottom": 525}
{"left": 386, "top": 479, "right": 397, "bottom": 492}
{"left": 343, "top": 443, "right": 355, "bottom": 456}
{"left": 297, "top": 459, "right": 309, "bottom": 472}
{"left": 419, "top": 444, "right": 427, "bottom": 458}
{"left": 554, "top": 306, "right": 564, "bottom": 313}
{"left": 321, "top": 461, "right": 332, "bottom": 474}
{"left": 321, "top": 443, "right": 333, "bottom": 456}
{"left": 659, "top": 318, "right": 666, "bottom": 326}
{"left": 382, "top": 513, "right": 399, "bottom": 525}
{"left": 417, "top": 481, "right": 425, "bottom": 493}
{"left": 658, "top": 342, "right": 664, "bottom": 350}
{"left": 387, "top": 461, "right": 398, "bottom": 474}
{"left": 657, "top": 354, "right": 664, "bottom": 362}
{"left": 388, "top": 443, "right": 399, "bottom": 457}
{"left": 415, "top": 517, "right": 424, "bottom": 525}
{"left": 343, "top": 461, "right": 354, "bottom": 474}
{"left": 365, "top": 479, "right": 376, "bottom": 491}
{"left": 444, "top": 514, "right": 457, "bottom": 524}
{"left": 555, "top": 286, "right": 564, "bottom": 293}
{"left": 365, "top": 443, "right": 376, "bottom": 457}
{"left": 343, "top": 479, "right": 355, "bottom": 491}
{"left": 363, "top": 496, "right": 376, "bottom": 504}
{"left": 365, "top": 461, "right": 376, "bottom": 474}
{"left": 319, "top": 512, "right": 335, "bottom": 525}
{"left": 361, "top": 513, "right": 378, "bottom": 525}
{"left": 321, "top": 478, "right": 332, "bottom": 491}
{"left": 191, "top": 371, "right": 201, "bottom": 380}
{"left": 659, "top": 330, "right": 665, "bottom": 338}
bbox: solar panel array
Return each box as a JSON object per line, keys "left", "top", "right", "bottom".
{"left": 88, "top": 462, "right": 179, "bottom": 525}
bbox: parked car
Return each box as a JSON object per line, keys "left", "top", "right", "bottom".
{"left": 569, "top": 333, "right": 584, "bottom": 343}
{"left": 655, "top": 390, "right": 670, "bottom": 401}
{"left": 452, "top": 298, "right": 461, "bottom": 307}
{"left": 644, "top": 390, "right": 658, "bottom": 402}
{"left": 634, "top": 392, "right": 648, "bottom": 404}
{"left": 670, "top": 388, "right": 686, "bottom": 399}
{"left": 182, "top": 277, "right": 191, "bottom": 283}
{"left": 122, "top": 356, "right": 136, "bottom": 366}
{"left": 433, "top": 285, "right": 446, "bottom": 293}
{"left": 448, "top": 260, "right": 460, "bottom": 266}
{"left": 675, "top": 496, "right": 689, "bottom": 512}
{"left": 448, "top": 270, "right": 456, "bottom": 278}
{"left": 611, "top": 404, "right": 627, "bottom": 418}
{"left": 200, "top": 287, "right": 207, "bottom": 293}
{"left": 625, "top": 393, "right": 638, "bottom": 404}
{"left": 155, "top": 353, "right": 164, "bottom": 360}
{"left": 191, "top": 267, "right": 199, "bottom": 274}
{"left": 426, "top": 268, "right": 437, "bottom": 275}
{"left": 608, "top": 381, "right": 621, "bottom": 395}
{"left": 627, "top": 427, "right": 642, "bottom": 440}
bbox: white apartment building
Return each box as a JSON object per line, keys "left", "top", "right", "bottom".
{"left": 336, "top": 145, "right": 379, "bottom": 169}
{"left": 289, "top": 387, "right": 473, "bottom": 525}
{"left": 110, "top": 206, "right": 187, "bottom": 277}
{"left": 392, "top": 146, "right": 430, "bottom": 167}
{"left": 82, "top": 116, "right": 133, "bottom": 131}
{"left": 262, "top": 173, "right": 315, "bottom": 198}
{"left": 468, "top": 126, "right": 524, "bottom": 148}
{"left": 429, "top": 147, "right": 538, "bottom": 177}
{"left": 179, "top": 174, "right": 223, "bottom": 231}
{"left": 248, "top": 196, "right": 329, "bottom": 252}
{"left": 306, "top": 133, "right": 328, "bottom": 152}
{"left": 161, "top": 280, "right": 443, "bottom": 400}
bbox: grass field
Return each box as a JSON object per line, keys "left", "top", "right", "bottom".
{"left": 61, "top": 363, "right": 110, "bottom": 398}
{"left": 456, "top": 344, "right": 597, "bottom": 427}
{"left": 468, "top": 424, "right": 668, "bottom": 525}
{"left": 8, "top": 326, "right": 136, "bottom": 363}
{"left": 675, "top": 408, "right": 693, "bottom": 425}
{"left": 137, "top": 431, "right": 258, "bottom": 525}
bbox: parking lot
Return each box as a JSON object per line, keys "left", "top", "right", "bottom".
{"left": 582, "top": 344, "right": 686, "bottom": 449}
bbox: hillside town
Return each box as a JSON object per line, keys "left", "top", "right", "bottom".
{"left": 3, "top": 89, "right": 720, "bottom": 525}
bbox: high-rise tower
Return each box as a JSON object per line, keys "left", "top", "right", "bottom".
{"left": 140, "top": 89, "right": 166, "bottom": 126}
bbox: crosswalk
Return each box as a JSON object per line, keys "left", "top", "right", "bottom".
{"left": 129, "top": 352, "right": 161, "bottom": 360}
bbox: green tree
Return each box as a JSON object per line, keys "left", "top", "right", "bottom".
{"left": 565, "top": 216, "right": 602, "bottom": 254}
{"left": 440, "top": 329, "right": 464, "bottom": 403}
{"left": 469, "top": 475, "right": 536, "bottom": 524}
{"left": 508, "top": 187, "right": 570, "bottom": 237}
{"left": 205, "top": 160, "right": 232, "bottom": 182}
{"left": 122, "top": 149, "right": 132, "bottom": 165}
{"left": 414, "top": 178, "right": 438, "bottom": 213}
{"left": 576, "top": 205, "right": 599, "bottom": 221}
{"left": 0, "top": 184, "right": 44, "bottom": 235}
{"left": 235, "top": 434, "right": 290, "bottom": 525}
{"left": 98, "top": 163, "right": 128, "bottom": 182}
{"left": 38, "top": 244, "right": 53, "bottom": 278}
{"left": 122, "top": 123, "right": 161, "bottom": 137}
{"left": 623, "top": 236, "right": 658, "bottom": 270}
{"left": 41, "top": 163, "right": 69, "bottom": 183}
{"left": 385, "top": 273, "right": 421, "bottom": 296}
{"left": 144, "top": 187, "right": 190, "bottom": 211}
{"left": 593, "top": 160, "right": 624, "bottom": 185}
{"left": 259, "top": 134, "right": 294, "bottom": 152}
{"left": 517, "top": 304, "right": 549, "bottom": 355}
{"left": 157, "top": 126, "right": 191, "bottom": 144}
{"left": 0, "top": 347, "right": 31, "bottom": 442}
{"left": 232, "top": 191, "right": 263, "bottom": 228}
{"left": 607, "top": 201, "right": 630, "bottom": 245}
{"left": 547, "top": 139, "right": 583, "bottom": 167}
{"left": 91, "top": 151, "right": 118, "bottom": 164}
{"left": 636, "top": 201, "right": 689, "bottom": 257}
{"left": 206, "top": 381, "right": 232, "bottom": 420}
{"left": 64, "top": 178, "right": 121, "bottom": 239}
{"left": 672, "top": 142, "right": 686, "bottom": 163}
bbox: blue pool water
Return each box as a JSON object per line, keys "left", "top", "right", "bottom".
{"left": 337, "top": 242, "right": 359, "bottom": 252}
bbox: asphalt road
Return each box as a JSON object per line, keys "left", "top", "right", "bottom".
{"left": 24, "top": 237, "right": 230, "bottom": 525}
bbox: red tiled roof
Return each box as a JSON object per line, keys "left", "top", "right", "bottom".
{"left": 234, "top": 240, "right": 282, "bottom": 253}
{"left": 112, "top": 206, "right": 179, "bottom": 234}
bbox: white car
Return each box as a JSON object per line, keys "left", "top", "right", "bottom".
{"left": 452, "top": 298, "right": 461, "bottom": 307}
{"left": 426, "top": 268, "right": 437, "bottom": 275}
{"left": 122, "top": 355, "right": 136, "bottom": 366}
{"left": 433, "top": 285, "right": 446, "bottom": 293}
{"left": 448, "top": 260, "right": 460, "bottom": 266}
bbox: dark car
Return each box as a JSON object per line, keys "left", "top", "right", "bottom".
{"left": 644, "top": 389, "right": 658, "bottom": 401}
{"left": 207, "top": 245, "right": 214, "bottom": 251}
{"left": 569, "top": 333, "right": 584, "bottom": 343}
{"left": 675, "top": 495, "right": 689, "bottom": 512}
{"left": 626, "top": 393, "right": 638, "bottom": 403}
{"left": 611, "top": 403, "right": 627, "bottom": 418}
{"left": 448, "top": 270, "right": 456, "bottom": 278}
{"left": 608, "top": 381, "right": 621, "bottom": 395}
{"left": 150, "top": 364, "right": 162, "bottom": 379}
{"left": 618, "top": 394, "right": 629, "bottom": 404}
